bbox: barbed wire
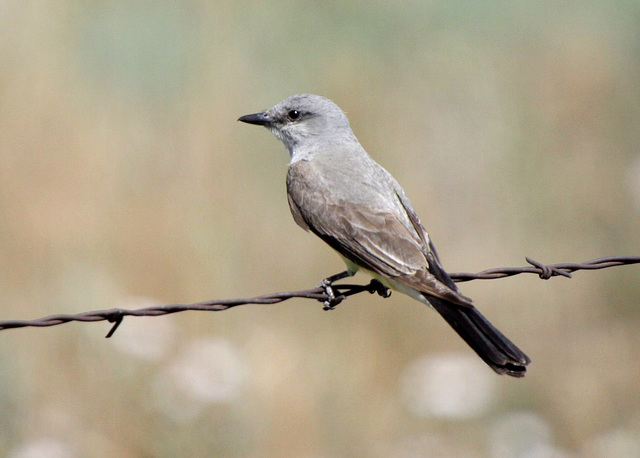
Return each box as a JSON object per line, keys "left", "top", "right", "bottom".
{"left": 450, "top": 255, "right": 640, "bottom": 281}
{"left": 0, "top": 255, "right": 638, "bottom": 337}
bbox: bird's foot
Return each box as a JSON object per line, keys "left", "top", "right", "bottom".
{"left": 319, "top": 277, "right": 343, "bottom": 310}
{"left": 368, "top": 279, "right": 391, "bottom": 298}
{"left": 318, "top": 271, "right": 351, "bottom": 310}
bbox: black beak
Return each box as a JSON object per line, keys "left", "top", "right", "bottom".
{"left": 238, "top": 112, "right": 274, "bottom": 126}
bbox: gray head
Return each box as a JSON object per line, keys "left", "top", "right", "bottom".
{"left": 238, "top": 94, "right": 357, "bottom": 158}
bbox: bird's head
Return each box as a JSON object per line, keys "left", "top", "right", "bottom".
{"left": 238, "top": 94, "right": 355, "bottom": 157}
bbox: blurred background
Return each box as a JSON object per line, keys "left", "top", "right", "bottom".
{"left": 1, "top": 1, "right": 640, "bottom": 457}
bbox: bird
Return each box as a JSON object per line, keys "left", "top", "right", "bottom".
{"left": 238, "top": 94, "right": 530, "bottom": 377}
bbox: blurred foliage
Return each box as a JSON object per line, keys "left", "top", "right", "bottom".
{"left": 1, "top": 1, "right": 640, "bottom": 456}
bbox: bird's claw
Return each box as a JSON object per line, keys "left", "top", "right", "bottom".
{"left": 319, "top": 277, "right": 344, "bottom": 310}
{"left": 323, "top": 296, "right": 344, "bottom": 310}
{"left": 369, "top": 279, "right": 391, "bottom": 298}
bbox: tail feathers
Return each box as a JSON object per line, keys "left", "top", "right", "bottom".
{"left": 427, "top": 295, "right": 531, "bottom": 377}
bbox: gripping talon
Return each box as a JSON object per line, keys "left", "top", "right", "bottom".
{"left": 369, "top": 279, "right": 391, "bottom": 298}
{"left": 323, "top": 295, "right": 344, "bottom": 310}
{"left": 320, "top": 278, "right": 336, "bottom": 299}
{"left": 318, "top": 271, "right": 350, "bottom": 310}
{"left": 321, "top": 280, "right": 341, "bottom": 310}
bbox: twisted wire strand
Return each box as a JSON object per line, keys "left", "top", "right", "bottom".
{"left": 1, "top": 256, "right": 638, "bottom": 336}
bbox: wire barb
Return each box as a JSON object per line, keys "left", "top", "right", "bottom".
{"left": 0, "top": 255, "right": 638, "bottom": 334}
{"left": 449, "top": 255, "right": 640, "bottom": 282}
{"left": 105, "top": 311, "right": 124, "bottom": 338}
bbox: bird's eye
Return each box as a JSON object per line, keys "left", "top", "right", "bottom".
{"left": 287, "top": 110, "right": 300, "bottom": 120}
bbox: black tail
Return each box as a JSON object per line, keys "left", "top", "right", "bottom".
{"left": 427, "top": 295, "right": 531, "bottom": 377}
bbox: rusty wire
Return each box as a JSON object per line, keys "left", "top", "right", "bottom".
{"left": 0, "top": 255, "right": 638, "bottom": 337}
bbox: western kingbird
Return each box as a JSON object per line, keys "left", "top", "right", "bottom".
{"left": 239, "top": 94, "right": 530, "bottom": 377}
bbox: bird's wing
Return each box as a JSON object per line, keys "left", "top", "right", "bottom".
{"left": 393, "top": 188, "right": 462, "bottom": 293}
{"left": 286, "top": 160, "right": 471, "bottom": 306}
